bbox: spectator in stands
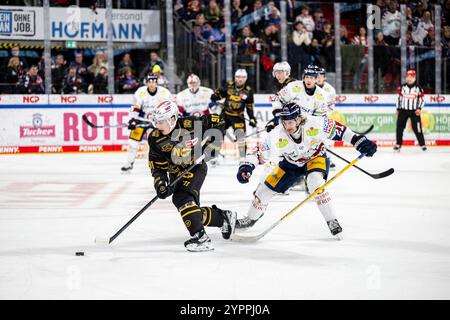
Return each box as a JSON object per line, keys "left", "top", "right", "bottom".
{"left": 5, "top": 57, "right": 25, "bottom": 94}
{"left": 412, "top": 10, "right": 434, "bottom": 45}
{"left": 63, "top": 65, "right": 84, "bottom": 94}
{"left": 139, "top": 51, "right": 164, "bottom": 80}
{"left": 185, "top": 0, "right": 203, "bottom": 21}
{"left": 93, "top": 66, "right": 108, "bottom": 94}
{"left": 88, "top": 50, "right": 108, "bottom": 77}
{"left": 374, "top": 31, "right": 389, "bottom": 92}
{"left": 266, "top": 1, "right": 281, "bottom": 29}
{"left": 51, "top": 54, "right": 68, "bottom": 94}
{"left": 205, "top": 0, "right": 224, "bottom": 29}
{"left": 382, "top": 2, "right": 401, "bottom": 46}
{"left": 296, "top": 5, "right": 315, "bottom": 39}
{"left": 352, "top": 26, "right": 368, "bottom": 91}
{"left": 19, "top": 65, "right": 45, "bottom": 94}
{"left": 117, "top": 53, "right": 135, "bottom": 76}
{"left": 315, "top": 21, "right": 333, "bottom": 46}
{"left": 118, "top": 68, "right": 139, "bottom": 94}
{"left": 260, "top": 23, "right": 281, "bottom": 62}
{"left": 340, "top": 25, "right": 350, "bottom": 44}
{"left": 291, "top": 21, "right": 311, "bottom": 72}
{"left": 236, "top": 25, "right": 259, "bottom": 88}
{"left": 308, "top": 38, "right": 323, "bottom": 68}
{"left": 193, "top": 13, "right": 210, "bottom": 40}
{"left": 10, "top": 45, "right": 28, "bottom": 70}
{"left": 70, "top": 52, "right": 89, "bottom": 93}
{"left": 249, "top": 0, "right": 265, "bottom": 36}
{"left": 313, "top": 9, "right": 326, "bottom": 32}
{"left": 231, "top": 0, "right": 245, "bottom": 25}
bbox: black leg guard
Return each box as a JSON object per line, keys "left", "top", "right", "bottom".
{"left": 201, "top": 206, "right": 225, "bottom": 227}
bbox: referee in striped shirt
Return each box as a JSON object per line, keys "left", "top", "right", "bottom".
{"left": 394, "top": 70, "right": 427, "bottom": 151}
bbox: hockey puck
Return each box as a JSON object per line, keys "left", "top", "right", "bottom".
{"left": 75, "top": 252, "right": 84, "bottom": 256}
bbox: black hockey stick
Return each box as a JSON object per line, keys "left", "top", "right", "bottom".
{"left": 326, "top": 148, "right": 394, "bottom": 179}
{"left": 82, "top": 114, "right": 152, "bottom": 129}
{"left": 352, "top": 124, "right": 374, "bottom": 135}
{"left": 95, "top": 137, "right": 210, "bottom": 245}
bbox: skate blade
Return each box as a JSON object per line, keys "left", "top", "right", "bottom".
{"left": 185, "top": 244, "right": 215, "bottom": 252}
{"left": 334, "top": 233, "right": 343, "bottom": 241}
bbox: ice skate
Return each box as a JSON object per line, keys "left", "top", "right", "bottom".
{"left": 327, "top": 219, "right": 343, "bottom": 240}
{"left": 235, "top": 216, "right": 259, "bottom": 231}
{"left": 121, "top": 162, "right": 134, "bottom": 173}
{"left": 393, "top": 145, "right": 401, "bottom": 152}
{"left": 213, "top": 205, "right": 237, "bottom": 240}
{"left": 184, "top": 230, "right": 214, "bottom": 252}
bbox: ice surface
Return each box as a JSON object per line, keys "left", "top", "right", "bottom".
{"left": 0, "top": 147, "right": 449, "bottom": 299}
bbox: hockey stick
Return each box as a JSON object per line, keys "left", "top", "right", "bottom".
{"left": 232, "top": 153, "right": 366, "bottom": 243}
{"left": 326, "top": 148, "right": 394, "bottom": 179}
{"left": 352, "top": 124, "right": 374, "bottom": 135}
{"left": 245, "top": 128, "right": 267, "bottom": 138}
{"left": 82, "top": 114, "right": 152, "bottom": 129}
{"left": 95, "top": 137, "right": 210, "bottom": 245}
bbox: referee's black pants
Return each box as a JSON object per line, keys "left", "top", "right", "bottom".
{"left": 396, "top": 109, "right": 426, "bottom": 146}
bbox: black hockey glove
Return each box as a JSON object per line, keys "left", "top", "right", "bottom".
{"left": 128, "top": 118, "right": 140, "bottom": 130}
{"left": 351, "top": 135, "right": 377, "bottom": 157}
{"left": 265, "top": 117, "right": 279, "bottom": 133}
{"left": 248, "top": 118, "right": 258, "bottom": 128}
{"left": 155, "top": 178, "right": 173, "bottom": 199}
{"left": 237, "top": 162, "right": 255, "bottom": 184}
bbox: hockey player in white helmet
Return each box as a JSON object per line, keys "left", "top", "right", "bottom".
{"left": 265, "top": 64, "right": 328, "bottom": 133}
{"left": 176, "top": 74, "right": 214, "bottom": 117}
{"left": 235, "top": 102, "right": 377, "bottom": 239}
{"left": 147, "top": 100, "right": 236, "bottom": 252}
{"left": 121, "top": 73, "right": 173, "bottom": 173}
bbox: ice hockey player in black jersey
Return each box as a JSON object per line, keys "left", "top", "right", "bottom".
{"left": 209, "top": 69, "right": 257, "bottom": 161}
{"left": 147, "top": 100, "right": 236, "bottom": 252}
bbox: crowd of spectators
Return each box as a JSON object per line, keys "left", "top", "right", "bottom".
{"left": 0, "top": 47, "right": 167, "bottom": 94}
{"left": 175, "top": 0, "right": 449, "bottom": 93}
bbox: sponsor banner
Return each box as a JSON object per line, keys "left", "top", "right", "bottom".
{"left": 0, "top": 6, "right": 160, "bottom": 42}
{"left": 1, "top": 94, "right": 450, "bottom": 154}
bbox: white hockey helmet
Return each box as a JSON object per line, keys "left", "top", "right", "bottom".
{"left": 187, "top": 73, "right": 201, "bottom": 90}
{"left": 272, "top": 61, "right": 291, "bottom": 78}
{"left": 153, "top": 100, "right": 179, "bottom": 124}
{"left": 234, "top": 69, "right": 248, "bottom": 79}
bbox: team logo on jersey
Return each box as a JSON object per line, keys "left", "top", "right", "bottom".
{"left": 292, "top": 86, "right": 301, "bottom": 93}
{"left": 239, "top": 93, "right": 248, "bottom": 100}
{"left": 161, "top": 143, "right": 173, "bottom": 152}
{"left": 183, "top": 119, "right": 193, "bottom": 128}
{"left": 276, "top": 138, "right": 288, "bottom": 148}
{"left": 315, "top": 93, "right": 324, "bottom": 101}
{"left": 306, "top": 127, "right": 319, "bottom": 136}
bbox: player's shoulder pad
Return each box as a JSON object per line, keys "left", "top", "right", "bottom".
{"left": 227, "top": 80, "right": 234, "bottom": 87}
{"left": 150, "top": 130, "right": 161, "bottom": 138}
{"left": 245, "top": 85, "right": 252, "bottom": 91}
{"left": 181, "top": 117, "right": 195, "bottom": 129}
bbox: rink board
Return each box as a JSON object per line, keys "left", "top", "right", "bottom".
{"left": 0, "top": 94, "right": 449, "bottom": 154}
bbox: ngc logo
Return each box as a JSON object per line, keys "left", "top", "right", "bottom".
{"left": 20, "top": 113, "right": 56, "bottom": 138}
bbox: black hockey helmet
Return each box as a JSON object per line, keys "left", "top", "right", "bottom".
{"left": 279, "top": 102, "right": 301, "bottom": 121}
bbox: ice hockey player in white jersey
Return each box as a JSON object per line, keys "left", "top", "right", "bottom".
{"left": 235, "top": 102, "right": 377, "bottom": 238}
{"left": 316, "top": 66, "right": 337, "bottom": 169}
{"left": 265, "top": 64, "right": 329, "bottom": 133}
{"left": 316, "top": 67, "right": 336, "bottom": 112}
{"left": 176, "top": 74, "right": 214, "bottom": 117}
{"left": 121, "top": 73, "right": 172, "bottom": 172}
